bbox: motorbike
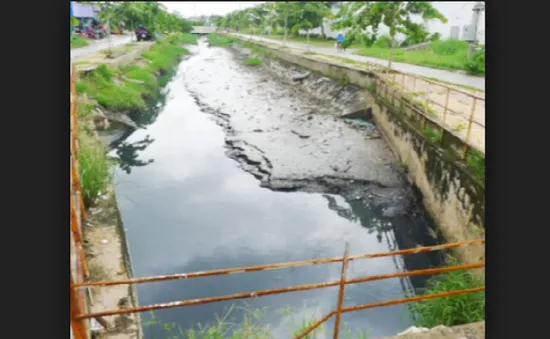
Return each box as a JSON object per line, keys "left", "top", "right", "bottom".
{"left": 135, "top": 28, "right": 153, "bottom": 41}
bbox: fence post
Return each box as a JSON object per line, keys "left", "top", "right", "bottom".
{"left": 333, "top": 243, "right": 350, "bottom": 339}
{"left": 412, "top": 76, "right": 417, "bottom": 92}
{"left": 401, "top": 73, "right": 405, "bottom": 90}
{"left": 442, "top": 88, "right": 451, "bottom": 124}
{"left": 463, "top": 97, "right": 478, "bottom": 158}
{"left": 70, "top": 276, "right": 89, "bottom": 339}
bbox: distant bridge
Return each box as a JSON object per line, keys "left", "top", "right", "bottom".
{"left": 191, "top": 26, "right": 216, "bottom": 35}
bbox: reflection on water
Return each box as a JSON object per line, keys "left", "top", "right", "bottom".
{"left": 115, "top": 135, "right": 155, "bottom": 174}
{"left": 113, "top": 40, "right": 443, "bottom": 339}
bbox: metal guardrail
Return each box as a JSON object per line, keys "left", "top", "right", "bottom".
{"left": 70, "top": 238, "right": 485, "bottom": 339}
{"left": 234, "top": 34, "right": 486, "bottom": 157}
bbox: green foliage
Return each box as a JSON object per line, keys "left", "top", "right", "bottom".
{"left": 431, "top": 39, "right": 469, "bottom": 56}
{"left": 334, "top": 2, "right": 447, "bottom": 48}
{"left": 245, "top": 57, "right": 263, "bottom": 66}
{"left": 465, "top": 46, "right": 485, "bottom": 76}
{"left": 143, "top": 305, "right": 368, "bottom": 339}
{"left": 373, "top": 35, "right": 393, "bottom": 49}
{"left": 409, "top": 258, "right": 485, "bottom": 328}
{"left": 78, "top": 120, "right": 113, "bottom": 205}
{"left": 355, "top": 39, "right": 485, "bottom": 75}
{"left": 207, "top": 33, "right": 235, "bottom": 46}
{"left": 76, "top": 34, "right": 191, "bottom": 112}
{"left": 95, "top": 1, "right": 193, "bottom": 34}
{"left": 467, "top": 149, "right": 485, "bottom": 181}
{"left": 70, "top": 35, "right": 89, "bottom": 49}
{"left": 423, "top": 126, "right": 443, "bottom": 143}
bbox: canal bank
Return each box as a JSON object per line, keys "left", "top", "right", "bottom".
{"left": 111, "top": 37, "right": 457, "bottom": 338}
{"left": 224, "top": 35, "right": 485, "bottom": 267}
{"left": 72, "top": 33, "right": 198, "bottom": 339}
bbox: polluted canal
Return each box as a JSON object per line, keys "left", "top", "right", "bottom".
{"left": 112, "top": 38, "right": 443, "bottom": 338}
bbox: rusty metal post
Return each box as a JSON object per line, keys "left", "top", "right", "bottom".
{"left": 463, "top": 97, "right": 478, "bottom": 158}
{"left": 333, "top": 243, "right": 350, "bottom": 339}
{"left": 442, "top": 88, "right": 451, "bottom": 124}
{"left": 70, "top": 276, "right": 89, "bottom": 339}
{"left": 401, "top": 73, "right": 405, "bottom": 90}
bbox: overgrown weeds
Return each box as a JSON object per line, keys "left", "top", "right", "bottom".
{"left": 466, "top": 149, "right": 485, "bottom": 182}
{"left": 143, "top": 304, "right": 369, "bottom": 339}
{"left": 78, "top": 123, "right": 113, "bottom": 205}
{"left": 76, "top": 33, "right": 192, "bottom": 113}
{"left": 245, "top": 56, "right": 263, "bottom": 66}
{"left": 207, "top": 33, "right": 235, "bottom": 46}
{"left": 409, "top": 257, "right": 485, "bottom": 328}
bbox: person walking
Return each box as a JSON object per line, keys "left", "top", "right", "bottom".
{"left": 336, "top": 32, "right": 345, "bottom": 52}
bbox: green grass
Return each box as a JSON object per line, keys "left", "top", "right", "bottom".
{"left": 423, "top": 126, "right": 443, "bottom": 143}
{"left": 355, "top": 39, "right": 485, "bottom": 76}
{"left": 208, "top": 33, "right": 235, "bottom": 46}
{"left": 76, "top": 34, "right": 192, "bottom": 112}
{"left": 245, "top": 56, "right": 263, "bottom": 66}
{"left": 71, "top": 35, "right": 89, "bottom": 49}
{"left": 144, "top": 305, "right": 370, "bottom": 339}
{"left": 409, "top": 258, "right": 485, "bottom": 328}
{"left": 266, "top": 35, "right": 363, "bottom": 49}
{"left": 78, "top": 122, "right": 113, "bottom": 205}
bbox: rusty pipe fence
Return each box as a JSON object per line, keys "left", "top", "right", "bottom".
{"left": 70, "top": 238, "right": 485, "bottom": 339}
{"left": 70, "top": 63, "right": 93, "bottom": 339}
{"left": 69, "top": 62, "right": 485, "bottom": 339}
{"left": 381, "top": 69, "right": 485, "bottom": 159}
{"left": 237, "top": 35, "right": 486, "bottom": 157}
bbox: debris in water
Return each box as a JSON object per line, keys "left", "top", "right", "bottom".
{"left": 343, "top": 118, "right": 376, "bottom": 130}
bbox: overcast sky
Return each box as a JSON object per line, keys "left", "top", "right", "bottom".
{"left": 159, "top": 1, "right": 484, "bottom": 39}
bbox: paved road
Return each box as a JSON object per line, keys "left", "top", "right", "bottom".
{"left": 71, "top": 34, "right": 133, "bottom": 60}
{"left": 232, "top": 34, "right": 485, "bottom": 91}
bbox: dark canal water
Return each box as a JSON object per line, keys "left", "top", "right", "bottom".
{"left": 112, "top": 39, "right": 442, "bottom": 338}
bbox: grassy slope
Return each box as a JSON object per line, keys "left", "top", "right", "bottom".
{"left": 71, "top": 35, "right": 89, "bottom": 49}
{"left": 355, "top": 40, "right": 485, "bottom": 75}
{"left": 266, "top": 35, "right": 363, "bottom": 49}
{"left": 76, "top": 33, "right": 198, "bottom": 205}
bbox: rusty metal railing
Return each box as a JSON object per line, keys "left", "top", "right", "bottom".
{"left": 233, "top": 34, "right": 486, "bottom": 157}
{"left": 70, "top": 63, "right": 92, "bottom": 339}
{"left": 70, "top": 239, "right": 485, "bottom": 338}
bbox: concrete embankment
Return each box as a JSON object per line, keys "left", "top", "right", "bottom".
{"left": 73, "top": 34, "right": 196, "bottom": 339}
{"left": 228, "top": 36, "right": 485, "bottom": 266}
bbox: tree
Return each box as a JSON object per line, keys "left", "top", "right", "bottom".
{"left": 292, "top": 2, "right": 331, "bottom": 47}
{"left": 335, "top": 2, "right": 447, "bottom": 69}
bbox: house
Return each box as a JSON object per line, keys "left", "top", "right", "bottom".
{"left": 70, "top": 2, "right": 101, "bottom": 29}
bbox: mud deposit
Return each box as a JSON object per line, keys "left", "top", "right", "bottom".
{"left": 113, "top": 39, "right": 443, "bottom": 338}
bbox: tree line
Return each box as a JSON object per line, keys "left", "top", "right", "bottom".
{"left": 214, "top": 1, "right": 448, "bottom": 48}
{"left": 79, "top": 2, "right": 194, "bottom": 34}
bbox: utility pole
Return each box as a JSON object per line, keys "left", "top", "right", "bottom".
{"left": 469, "top": 2, "right": 485, "bottom": 57}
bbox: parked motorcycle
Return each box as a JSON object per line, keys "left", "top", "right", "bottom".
{"left": 135, "top": 27, "right": 153, "bottom": 41}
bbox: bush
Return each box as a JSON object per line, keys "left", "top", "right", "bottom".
{"left": 78, "top": 126, "right": 112, "bottom": 205}
{"left": 409, "top": 258, "right": 485, "bottom": 328}
{"left": 373, "top": 35, "right": 393, "bottom": 49}
{"left": 465, "top": 46, "right": 485, "bottom": 75}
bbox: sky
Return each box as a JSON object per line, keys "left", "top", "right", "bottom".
{"left": 159, "top": 1, "right": 484, "bottom": 40}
